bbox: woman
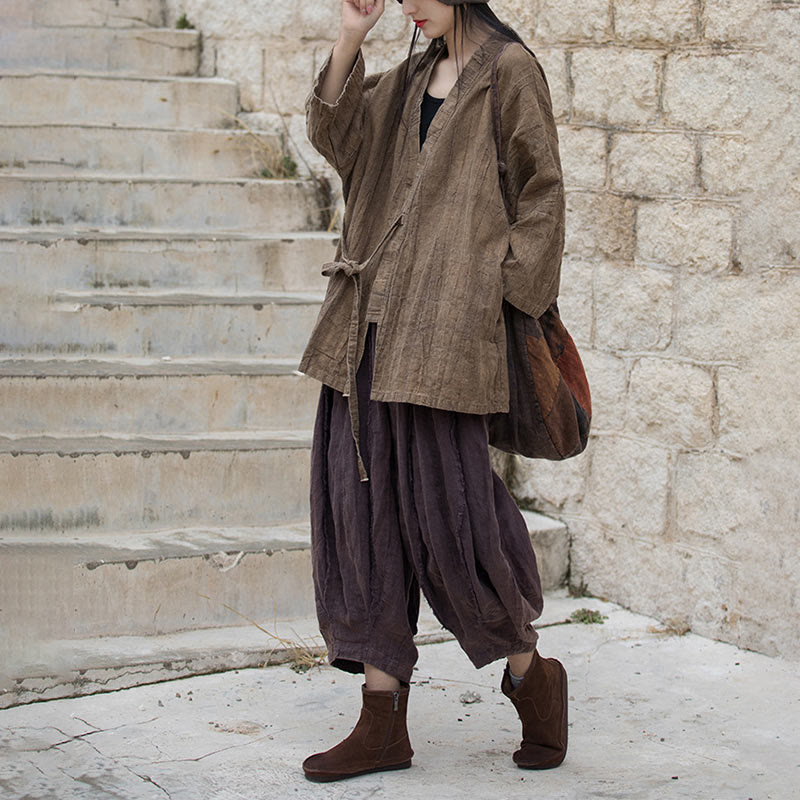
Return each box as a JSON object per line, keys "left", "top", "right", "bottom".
{"left": 299, "top": 0, "right": 568, "bottom": 782}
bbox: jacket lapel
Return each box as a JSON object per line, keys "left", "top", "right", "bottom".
{"left": 412, "top": 35, "right": 505, "bottom": 158}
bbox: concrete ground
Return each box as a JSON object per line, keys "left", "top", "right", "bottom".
{"left": 0, "top": 592, "right": 797, "bottom": 800}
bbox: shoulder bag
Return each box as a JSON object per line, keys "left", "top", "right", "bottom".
{"left": 486, "top": 42, "right": 592, "bottom": 461}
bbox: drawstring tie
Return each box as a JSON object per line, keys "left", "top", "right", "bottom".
{"left": 321, "top": 214, "right": 405, "bottom": 482}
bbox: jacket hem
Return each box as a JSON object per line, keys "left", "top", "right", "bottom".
{"left": 368, "top": 386, "right": 509, "bottom": 416}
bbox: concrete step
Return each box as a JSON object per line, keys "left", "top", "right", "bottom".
{"left": 0, "top": 124, "right": 284, "bottom": 178}
{"left": 54, "top": 288, "right": 326, "bottom": 306}
{"left": 0, "top": 355, "right": 308, "bottom": 376}
{"left": 2, "top": 0, "right": 164, "bottom": 29}
{"left": 1, "top": 290, "right": 322, "bottom": 357}
{"left": 0, "top": 369, "right": 319, "bottom": 435}
{"left": 0, "top": 174, "right": 322, "bottom": 232}
{"left": 0, "top": 512, "right": 568, "bottom": 707}
{"left": 0, "top": 523, "right": 319, "bottom": 642}
{"left": 0, "top": 443, "right": 311, "bottom": 534}
{"left": 0, "top": 229, "right": 335, "bottom": 294}
{"left": 0, "top": 72, "right": 238, "bottom": 127}
{"left": 0, "top": 28, "right": 199, "bottom": 76}
{"left": 0, "top": 430, "right": 313, "bottom": 455}
{"left": 0, "top": 605, "right": 452, "bottom": 709}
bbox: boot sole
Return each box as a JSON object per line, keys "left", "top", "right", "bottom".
{"left": 303, "top": 759, "right": 413, "bottom": 783}
{"left": 515, "top": 659, "right": 568, "bottom": 770}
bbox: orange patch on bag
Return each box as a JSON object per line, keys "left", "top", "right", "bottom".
{"left": 526, "top": 333, "right": 561, "bottom": 417}
{"left": 556, "top": 337, "right": 591, "bottom": 417}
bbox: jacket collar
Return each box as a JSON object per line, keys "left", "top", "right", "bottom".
{"left": 409, "top": 35, "right": 507, "bottom": 158}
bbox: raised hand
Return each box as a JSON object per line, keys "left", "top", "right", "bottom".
{"left": 340, "top": 0, "right": 386, "bottom": 42}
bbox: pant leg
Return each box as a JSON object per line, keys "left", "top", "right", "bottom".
{"left": 390, "top": 401, "right": 543, "bottom": 669}
{"left": 310, "top": 324, "right": 543, "bottom": 683}
{"left": 309, "top": 324, "right": 420, "bottom": 683}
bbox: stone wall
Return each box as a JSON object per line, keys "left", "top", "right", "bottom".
{"left": 164, "top": 0, "right": 800, "bottom": 659}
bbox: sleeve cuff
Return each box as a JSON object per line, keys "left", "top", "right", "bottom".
{"left": 307, "top": 46, "right": 366, "bottom": 114}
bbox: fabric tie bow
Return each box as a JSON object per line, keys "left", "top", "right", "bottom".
{"left": 318, "top": 213, "right": 404, "bottom": 482}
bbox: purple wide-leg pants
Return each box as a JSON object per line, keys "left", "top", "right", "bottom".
{"left": 310, "top": 323, "right": 543, "bottom": 684}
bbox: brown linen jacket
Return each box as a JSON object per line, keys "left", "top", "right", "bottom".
{"left": 299, "top": 34, "right": 565, "bottom": 471}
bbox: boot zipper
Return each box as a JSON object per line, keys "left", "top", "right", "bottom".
{"left": 377, "top": 691, "right": 401, "bottom": 764}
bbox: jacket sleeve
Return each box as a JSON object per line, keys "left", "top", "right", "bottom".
{"left": 305, "top": 47, "right": 382, "bottom": 180}
{"left": 498, "top": 51, "right": 565, "bottom": 320}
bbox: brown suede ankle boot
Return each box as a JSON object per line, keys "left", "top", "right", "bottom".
{"left": 302, "top": 683, "right": 414, "bottom": 782}
{"left": 500, "top": 651, "right": 568, "bottom": 769}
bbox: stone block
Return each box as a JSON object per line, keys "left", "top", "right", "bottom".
{"left": 568, "top": 521, "right": 687, "bottom": 619}
{"left": 580, "top": 349, "right": 627, "bottom": 432}
{"left": 663, "top": 52, "right": 756, "bottom": 131}
{"left": 594, "top": 263, "right": 673, "bottom": 351}
{"left": 614, "top": 0, "right": 699, "bottom": 44}
{"left": 534, "top": 48, "right": 570, "bottom": 122}
{"left": 522, "top": 511, "right": 570, "bottom": 590}
{"left": 636, "top": 201, "right": 734, "bottom": 271}
{"left": 558, "top": 256, "right": 594, "bottom": 346}
{"left": 674, "top": 274, "right": 753, "bottom": 361}
{"left": 703, "top": 0, "right": 763, "bottom": 43}
{"left": 175, "top": 1, "right": 408, "bottom": 42}
{"left": 565, "top": 191, "right": 636, "bottom": 262}
{"left": 585, "top": 436, "right": 670, "bottom": 537}
{"left": 699, "top": 135, "right": 748, "bottom": 196}
{"left": 0, "top": 1, "right": 33, "bottom": 26}
{"left": 197, "top": 33, "right": 218, "bottom": 77}
{"left": 558, "top": 125, "right": 607, "bottom": 189}
{"left": 510, "top": 450, "right": 590, "bottom": 513}
{"left": 627, "top": 358, "right": 714, "bottom": 448}
{"left": 534, "top": 0, "right": 612, "bottom": 42}
{"left": 739, "top": 192, "right": 800, "bottom": 271}
{"left": 716, "top": 365, "right": 751, "bottom": 455}
{"left": 718, "top": 339, "right": 800, "bottom": 456}
{"left": 675, "top": 452, "right": 756, "bottom": 543}
{"left": 216, "top": 37, "right": 265, "bottom": 113}
{"left": 35, "top": 0, "right": 163, "bottom": 28}
{"left": 609, "top": 132, "right": 696, "bottom": 196}
{"left": 572, "top": 47, "right": 661, "bottom": 126}
{"left": 503, "top": 0, "right": 537, "bottom": 41}
{"left": 171, "top": 1, "right": 293, "bottom": 40}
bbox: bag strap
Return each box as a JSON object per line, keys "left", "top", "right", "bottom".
{"left": 490, "top": 42, "right": 513, "bottom": 221}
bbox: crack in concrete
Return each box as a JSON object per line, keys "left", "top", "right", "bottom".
{"left": 29, "top": 759, "right": 47, "bottom": 777}
{"left": 124, "top": 765, "right": 173, "bottom": 799}
{"left": 7, "top": 717, "right": 160, "bottom": 752}
{"left": 16, "top": 717, "right": 177, "bottom": 797}
{"left": 54, "top": 726, "right": 140, "bottom": 798}
{"left": 148, "top": 736, "right": 263, "bottom": 765}
{"left": 71, "top": 714, "right": 103, "bottom": 731}
{"left": 11, "top": 665, "right": 172, "bottom": 698}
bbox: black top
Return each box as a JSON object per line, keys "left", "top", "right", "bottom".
{"left": 420, "top": 90, "right": 446, "bottom": 147}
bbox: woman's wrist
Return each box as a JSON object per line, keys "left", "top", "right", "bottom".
{"left": 336, "top": 30, "right": 365, "bottom": 56}
{"left": 319, "top": 32, "right": 363, "bottom": 104}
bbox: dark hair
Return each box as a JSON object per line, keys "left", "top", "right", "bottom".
{"left": 396, "top": 2, "right": 535, "bottom": 136}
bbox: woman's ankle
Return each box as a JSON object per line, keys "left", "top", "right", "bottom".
{"left": 364, "top": 663, "right": 401, "bottom": 691}
{"left": 507, "top": 651, "right": 534, "bottom": 679}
